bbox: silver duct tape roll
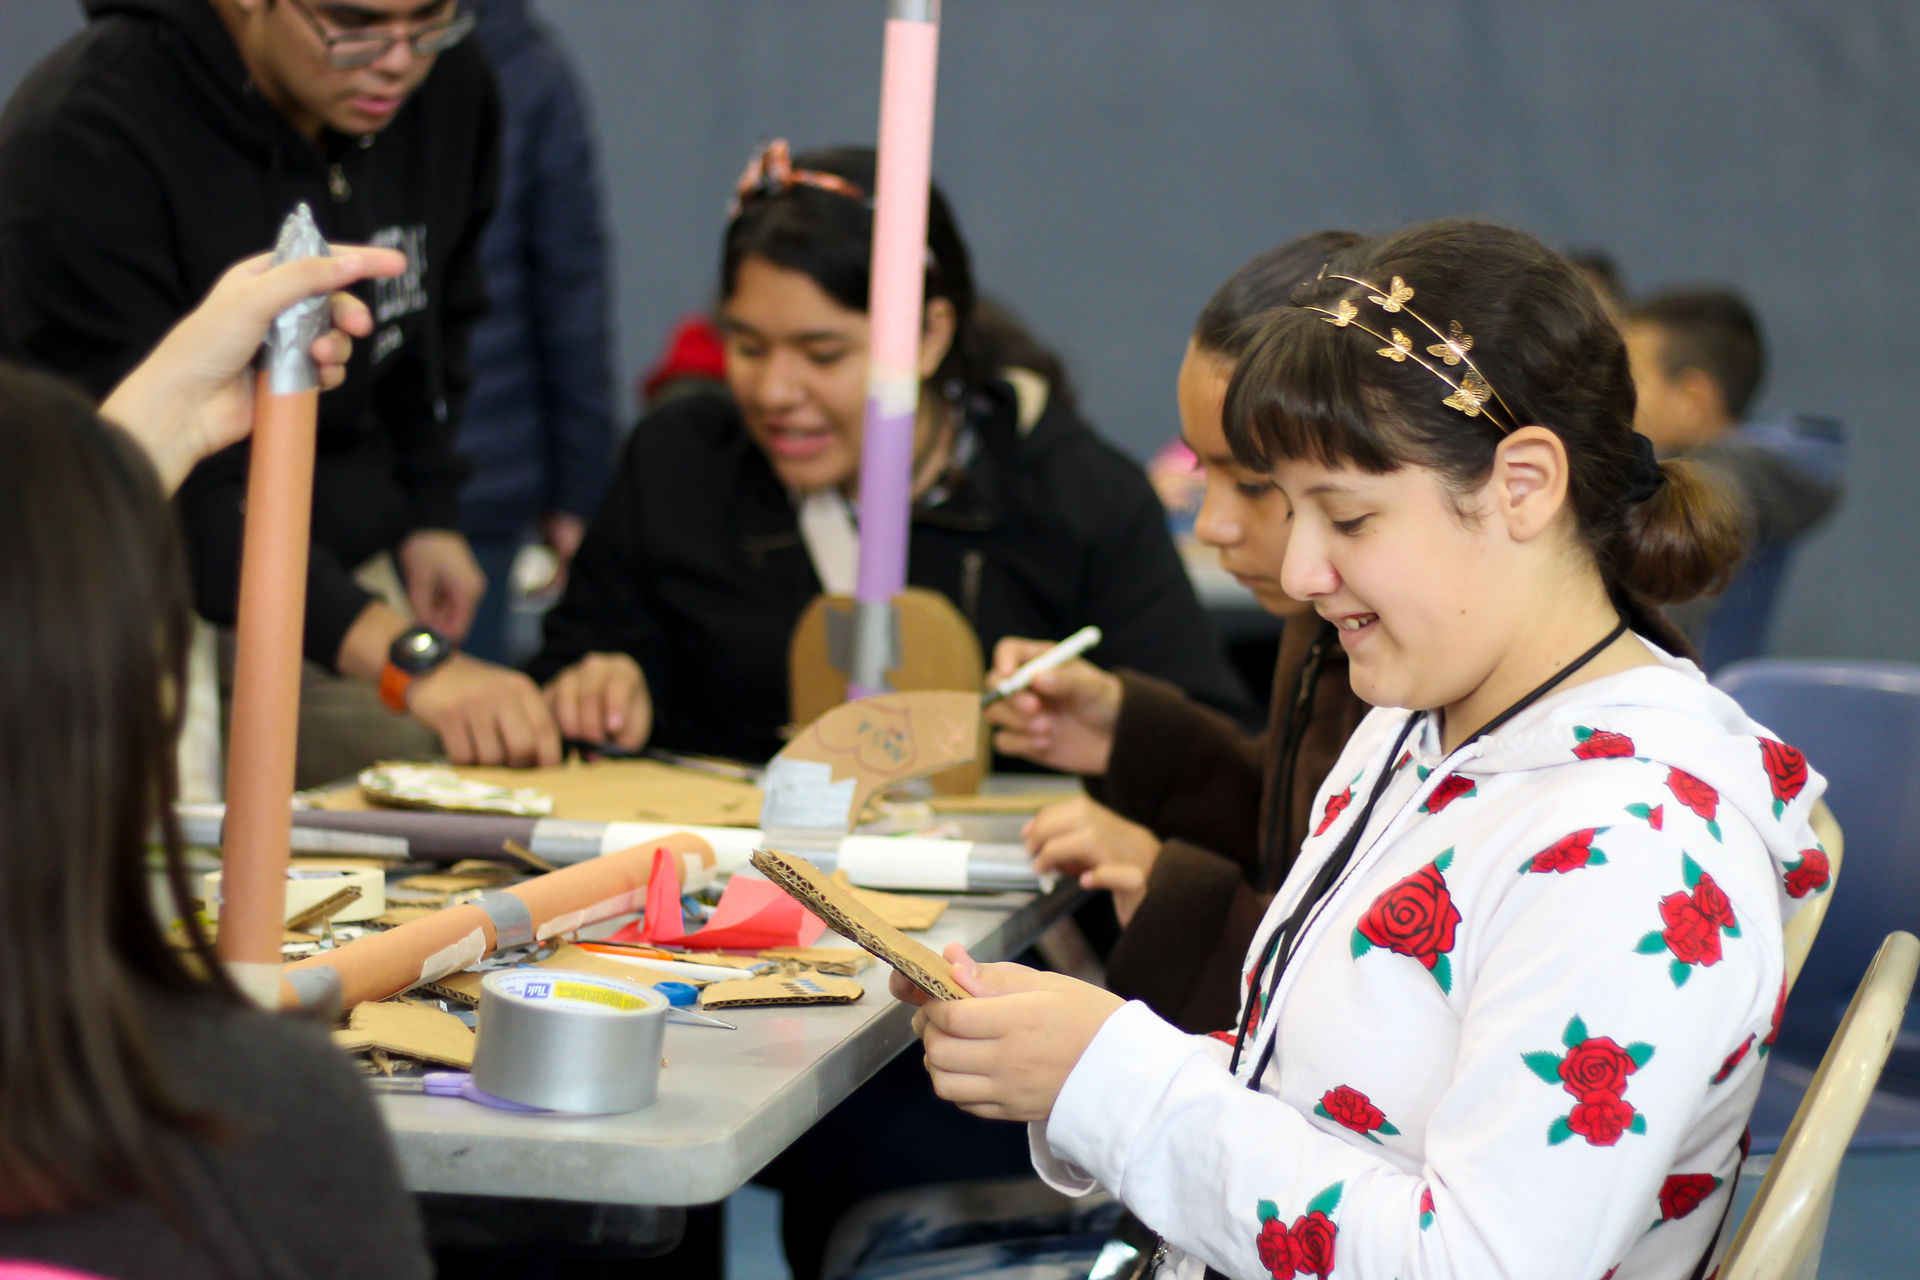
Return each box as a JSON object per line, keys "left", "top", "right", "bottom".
{"left": 471, "top": 970, "right": 667, "bottom": 1114}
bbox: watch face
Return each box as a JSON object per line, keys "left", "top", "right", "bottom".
{"left": 391, "top": 626, "right": 451, "bottom": 674}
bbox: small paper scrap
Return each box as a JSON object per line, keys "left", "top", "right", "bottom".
{"left": 358, "top": 763, "right": 554, "bottom": 816}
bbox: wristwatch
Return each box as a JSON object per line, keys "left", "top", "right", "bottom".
{"left": 379, "top": 625, "right": 453, "bottom": 713}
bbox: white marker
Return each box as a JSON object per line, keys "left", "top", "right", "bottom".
{"left": 981, "top": 625, "right": 1103, "bottom": 707}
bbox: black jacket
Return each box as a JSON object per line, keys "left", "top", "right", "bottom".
{"left": 0, "top": 0, "right": 500, "bottom": 668}
{"left": 461, "top": 0, "right": 612, "bottom": 538}
{"left": 528, "top": 385, "right": 1254, "bottom": 763}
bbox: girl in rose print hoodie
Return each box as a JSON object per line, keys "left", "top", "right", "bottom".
{"left": 893, "top": 220, "right": 1830, "bottom": 1280}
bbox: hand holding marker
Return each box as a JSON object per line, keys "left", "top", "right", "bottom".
{"left": 981, "top": 626, "right": 1103, "bottom": 708}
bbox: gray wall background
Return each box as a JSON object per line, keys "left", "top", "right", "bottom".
{"left": 4, "top": 1, "right": 1914, "bottom": 661}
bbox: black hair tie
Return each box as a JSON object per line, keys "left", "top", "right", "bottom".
{"left": 1624, "top": 432, "right": 1667, "bottom": 505}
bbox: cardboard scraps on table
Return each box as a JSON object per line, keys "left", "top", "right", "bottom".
{"left": 421, "top": 943, "right": 691, "bottom": 1008}
{"left": 617, "top": 846, "right": 828, "bottom": 951}
{"left": 358, "top": 763, "right": 555, "bottom": 816}
{"left": 375, "top": 905, "right": 441, "bottom": 928}
{"left": 283, "top": 884, "right": 363, "bottom": 932}
{"left": 395, "top": 868, "right": 513, "bottom": 895}
{"left": 760, "top": 946, "right": 874, "bottom": 976}
{"left": 335, "top": 999, "right": 475, "bottom": 1068}
{"left": 312, "top": 757, "right": 761, "bottom": 827}
{"left": 829, "top": 871, "right": 948, "bottom": 932}
{"left": 751, "top": 848, "right": 967, "bottom": 1001}
{"left": 698, "top": 969, "right": 864, "bottom": 1009}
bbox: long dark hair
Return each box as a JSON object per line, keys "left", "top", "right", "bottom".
{"left": 1223, "top": 219, "right": 1745, "bottom": 650}
{"left": 0, "top": 365, "right": 233, "bottom": 1217}
{"left": 721, "top": 145, "right": 1057, "bottom": 401}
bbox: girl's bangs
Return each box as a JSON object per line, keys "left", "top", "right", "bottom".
{"left": 1221, "top": 306, "right": 1402, "bottom": 476}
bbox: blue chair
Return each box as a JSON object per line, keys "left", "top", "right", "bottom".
{"left": 1714, "top": 660, "right": 1920, "bottom": 1110}
{"left": 1700, "top": 541, "right": 1795, "bottom": 673}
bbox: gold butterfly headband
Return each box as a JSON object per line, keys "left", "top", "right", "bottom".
{"left": 1302, "top": 272, "right": 1518, "bottom": 433}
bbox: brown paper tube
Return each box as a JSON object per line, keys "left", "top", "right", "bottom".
{"left": 220, "top": 374, "right": 319, "bottom": 1003}
{"left": 279, "top": 832, "right": 715, "bottom": 1012}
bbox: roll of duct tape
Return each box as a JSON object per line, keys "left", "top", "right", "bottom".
{"left": 470, "top": 970, "right": 667, "bottom": 1114}
{"left": 203, "top": 860, "right": 385, "bottom": 924}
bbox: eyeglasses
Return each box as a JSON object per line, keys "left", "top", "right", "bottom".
{"left": 286, "top": 0, "right": 477, "bottom": 70}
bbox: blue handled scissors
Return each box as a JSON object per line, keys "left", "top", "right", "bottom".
{"left": 653, "top": 981, "right": 737, "bottom": 1030}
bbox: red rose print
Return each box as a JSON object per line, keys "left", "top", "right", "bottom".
{"left": 1666, "top": 768, "right": 1719, "bottom": 821}
{"left": 1759, "top": 738, "right": 1809, "bottom": 813}
{"left": 1761, "top": 980, "right": 1787, "bottom": 1053}
{"left": 1567, "top": 1091, "right": 1636, "bottom": 1146}
{"left": 1423, "top": 772, "right": 1475, "bottom": 813}
{"left": 1574, "top": 727, "right": 1635, "bottom": 759}
{"left": 1419, "top": 1186, "right": 1434, "bottom": 1220}
{"left": 1784, "top": 847, "right": 1830, "bottom": 898}
{"left": 1525, "top": 828, "right": 1604, "bottom": 873}
{"left": 1711, "top": 1035, "right": 1754, "bottom": 1084}
{"left": 1559, "top": 1037, "right": 1638, "bottom": 1097}
{"left": 1257, "top": 1217, "right": 1294, "bottom": 1278}
{"left": 1286, "top": 1211, "right": 1337, "bottom": 1280}
{"left": 1358, "top": 863, "right": 1460, "bottom": 968}
{"left": 1319, "top": 1086, "right": 1387, "bottom": 1135}
{"left": 1660, "top": 891, "right": 1723, "bottom": 967}
{"left": 1314, "top": 785, "right": 1353, "bottom": 837}
{"left": 1691, "top": 872, "right": 1736, "bottom": 929}
{"left": 1659, "top": 1173, "right": 1719, "bottom": 1221}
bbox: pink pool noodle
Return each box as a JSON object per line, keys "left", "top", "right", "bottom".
{"left": 850, "top": 2, "right": 941, "bottom": 696}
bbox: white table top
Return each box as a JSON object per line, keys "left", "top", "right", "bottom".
{"left": 380, "top": 883, "right": 1077, "bottom": 1206}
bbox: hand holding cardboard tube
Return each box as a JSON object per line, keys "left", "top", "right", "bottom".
{"left": 101, "top": 243, "right": 408, "bottom": 492}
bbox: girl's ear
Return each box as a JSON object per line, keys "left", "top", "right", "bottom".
{"left": 917, "top": 297, "right": 957, "bottom": 381}
{"left": 1490, "top": 425, "right": 1571, "bottom": 542}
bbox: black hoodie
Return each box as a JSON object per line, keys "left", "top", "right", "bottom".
{"left": 0, "top": 0, "right": 500, "bottom": 668}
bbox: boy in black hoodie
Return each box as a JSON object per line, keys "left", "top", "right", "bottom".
{"left": 0, "top": 0, "right": 561, "bottom": 781}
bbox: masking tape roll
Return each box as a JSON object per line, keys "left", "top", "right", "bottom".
{"left": 471, "top": 969, "right": 667, "bottom": 1114}
{"left": 202, "top": 860, "right": 386, "bottom": 924}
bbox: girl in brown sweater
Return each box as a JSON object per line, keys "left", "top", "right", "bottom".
{"left": 987, "top": 232, "right": 1373, "bottom": 1033}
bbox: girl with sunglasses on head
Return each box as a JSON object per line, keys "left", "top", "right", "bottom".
{"left": 0, "top": 248, "right": 433, "bottom": 1279}
{"left": 895, "top": 219, "right": 1831, "bottom": 1280}
{"left": 526, "top": 140, "right": 1251, "bottom": 766}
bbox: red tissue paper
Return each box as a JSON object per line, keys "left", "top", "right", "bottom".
{"left": 606, "top": 846, "right": 827, "bottom": 950}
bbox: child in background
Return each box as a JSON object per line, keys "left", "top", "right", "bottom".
{"left": 1623, "top": 288, "right": 1846, "bottom": 668}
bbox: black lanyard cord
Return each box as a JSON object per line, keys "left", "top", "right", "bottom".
{"left": 1259, "top": 621, "right": 1334, "bottom": 896}
{"left": 1228, "top": 618, "right": 1631, "bottom": 1083}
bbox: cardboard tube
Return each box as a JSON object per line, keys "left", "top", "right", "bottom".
{"left": 278, "top": 832, "right": 714, "bottom": 1012}
{"left": 219, "top": 374, "right": 319, "bottom": 1001}
{"left": 849, "top": 5, "right": 941, "bottom": 697}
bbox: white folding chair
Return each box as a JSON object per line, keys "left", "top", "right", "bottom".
{"left": 1720, "top": 930, "right": 1920, "bottom": 1280}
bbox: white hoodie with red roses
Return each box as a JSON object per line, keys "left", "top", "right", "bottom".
{"left": 1033, "top": 641, "right": 1829, "bottom": 1280}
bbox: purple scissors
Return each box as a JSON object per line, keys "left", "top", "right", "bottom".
{"left": 367, "top": 1071, "right": 549, "bottom": 1112}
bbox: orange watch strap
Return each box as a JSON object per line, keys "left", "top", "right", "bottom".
{"left": 378, "top": 661, "right": 412, "bottom": 714}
